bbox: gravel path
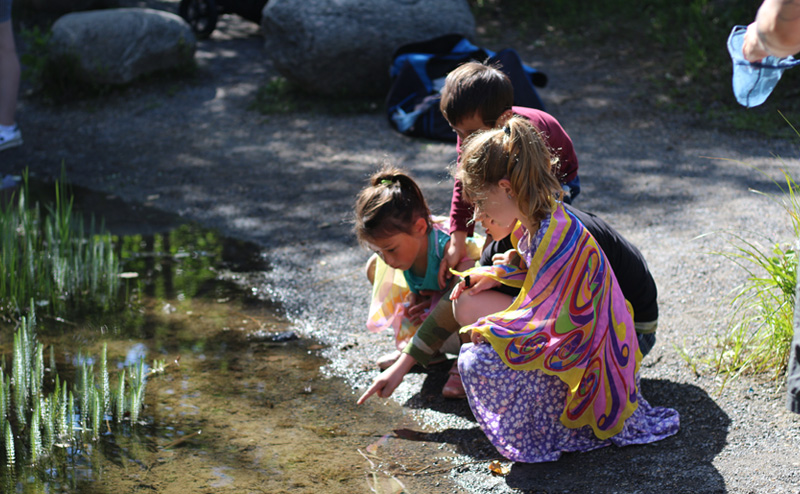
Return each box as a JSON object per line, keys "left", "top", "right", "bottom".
{"left": 4, "top": 7, "right": 800, "bottom": 493}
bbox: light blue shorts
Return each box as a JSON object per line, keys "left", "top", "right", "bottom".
{"left": 0, "top": 0, "right": 11, "bottom": 23}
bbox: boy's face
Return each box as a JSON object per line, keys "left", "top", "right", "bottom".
{"left": 451, "top": 113, "right": 491, "bottom": 141}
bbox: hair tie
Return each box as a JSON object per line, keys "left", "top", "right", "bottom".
{"left": 380, "top": 179, "right": 393, "bottom": 185}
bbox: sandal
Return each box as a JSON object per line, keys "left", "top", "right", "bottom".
{"left": 441, "top": 361, "right": 466, "bottom": 399}
{"left": 376, "top": 350, "right": 402, "bottom": 370}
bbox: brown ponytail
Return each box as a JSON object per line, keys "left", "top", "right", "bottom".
{"left": 455, "top": 116, "right": 561, "bottom": 226}
{"left": 353, "top": 165, "right": 432, "bottom": 245}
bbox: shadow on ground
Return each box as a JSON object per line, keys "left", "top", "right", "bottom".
{"left": 394, "top": 378, "right": 728, "bottom": 493}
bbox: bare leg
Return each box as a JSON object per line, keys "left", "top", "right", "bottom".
{"left": 452, "top": 289, "right": 513, "bottom": 327}
{"left": 0, "top": 20, "right": 20, "bottom": 127}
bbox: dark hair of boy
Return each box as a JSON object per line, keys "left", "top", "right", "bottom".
{"left": 439, "top": 62, "right": 513, "bottom": 127}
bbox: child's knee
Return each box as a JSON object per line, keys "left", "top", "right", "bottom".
{"left": 365, "top": 253, "right": 378, "bottom": 284}
{"left": 452, "top": 296, "right": 468, "bottom": 326}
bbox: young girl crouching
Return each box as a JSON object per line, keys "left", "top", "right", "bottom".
{"left": 354, "top": 166, "right": 480, "bottom": 395}
{"left": 448, "top": 117, "right": 680, "bottom": 462}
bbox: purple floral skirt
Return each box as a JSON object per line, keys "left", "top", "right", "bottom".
{"left": 458, "top": 343, "right": 680, "bottom": 463}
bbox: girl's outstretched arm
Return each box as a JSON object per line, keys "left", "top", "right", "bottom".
{"left": 357, "top": 353, "right": 418, "bottom": 404}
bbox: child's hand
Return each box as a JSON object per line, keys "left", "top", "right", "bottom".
{"left": 492, "top": 249, "right": 519, "bottom": 266}
{"left": 743, "top": 22, "right": 769, "bottom": 62}
{"left": 438, "top": 232, "right": 468, "bottom": 289}
{"left": 450, "top": 274, "right": 499, "bottom": 300}
{"left": 470, "top": 330, "right": 486, "bottom": 345}
{"left": 357, "top": 353, "right": 417, "bottom": 404}
{"left": 405, "top": 292, "right": 432, "bottom": 325}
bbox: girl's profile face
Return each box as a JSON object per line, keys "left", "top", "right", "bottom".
{"left": 368, "top": 232, "right": 424, "bottom": 271}
{"left": 366, "top": 217, "right": 428, "bottom": 272}
{"left": 477, "top": 211, "right": 515, "bottom": 240}
{"left": 474, "top": 182, "right": 518, "bottom": 232}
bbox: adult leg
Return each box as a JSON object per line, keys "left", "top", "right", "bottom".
{"left": 0, "top": 18, "right": 20, "bottom": 127}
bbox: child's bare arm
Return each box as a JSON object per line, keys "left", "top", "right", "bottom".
{"left": 357, "top": 353, "right": 418, "bottom": 404}
{"left": 438, "top": 233, "right": 468, "bottom": 289}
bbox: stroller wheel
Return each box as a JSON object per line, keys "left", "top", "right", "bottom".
{"left": 179, "top": 0, "right": 218, "bottom": 39}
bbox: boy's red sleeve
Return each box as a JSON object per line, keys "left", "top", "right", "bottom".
{"left": 449, "top": 178, "right": 475, "bottom": 235}
{"left": 512, "top": 106, "right": 579, "bottom": 184}
{"left": 448, "top": 135, "right": 475, "bottom": 235}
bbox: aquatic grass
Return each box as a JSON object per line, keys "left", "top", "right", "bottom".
{"left": 100, "top": 343, "right": 110, "bottom": 418}
{"left": 4, "top": 421, "right": 13, "bottom": 467}
{"left": 0, "top": 306, "right": 162, "bottom": 467}
{"left": 90, "top": 389, "right": 101, "bottom": 440}
{"left": 128, "top": 358, "right": 147, "bottom": 425}
{"left": 30, "top": 398, "right": 42, "bottom": 464}
{"left": 0, "top": 169, "right": 121, "bottom": 320}
{"left": 0, "top": 370, "right": 6, "bottom": 428}
{"left": 115, "top": 369, "right": 125, "bottom": 424}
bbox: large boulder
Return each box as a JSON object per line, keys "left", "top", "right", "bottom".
{"left": 261, "top": 0, "right": 475, "bottom": 96}
{"left": 48, "top": 8, "right": 196, "bottom": 85}
{"left": 25, "top": 0, "right": 117, "bottom": 15}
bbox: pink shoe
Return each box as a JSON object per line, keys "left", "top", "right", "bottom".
{"left": 442, "top": 361, "right": 466, "bottom": 399}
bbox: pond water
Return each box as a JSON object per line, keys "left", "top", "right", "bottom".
{"left": 0, "top": 184, "right": 463, "bottom": 493}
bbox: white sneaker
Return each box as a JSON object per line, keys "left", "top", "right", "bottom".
{"left": 0, "top": 125, "right": 23, "bottom": 151}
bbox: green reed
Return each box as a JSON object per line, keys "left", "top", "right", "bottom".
{"left": 0, "top": 170, "right": 121, "bottom": 319}
{"left": 0, "top": 306, "right": 161, "bottom": 467}
{"left": 115, "top": 369, "right": 125, "bottom": 425}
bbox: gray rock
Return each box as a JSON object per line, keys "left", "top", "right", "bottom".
{"left": 48, "top": 8, "right": 196, "bottom": 85}
{"left": 25, "top": 0, "right": 118, "bottom": 15}
{"left": 261, "top": 0, "right": 475, "bottom": 96}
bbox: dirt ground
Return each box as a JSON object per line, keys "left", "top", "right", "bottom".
{"left": 3, "top": 4, "right": 800, "bottom": 493}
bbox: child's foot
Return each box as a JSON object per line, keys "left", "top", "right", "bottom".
{"left": 0, "top": 125, "right": 22, "bottom": 152}
{"left": 376, "top": 350, "right": 401, "bottom": 370}
{"left": 442, "top": 360, "right": 466, "bottom": 399}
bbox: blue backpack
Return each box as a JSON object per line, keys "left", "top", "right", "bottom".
{"left": 386, "top": 34, "right": 548, "bottom": 142}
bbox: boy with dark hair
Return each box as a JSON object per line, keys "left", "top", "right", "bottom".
{"left": 437, "top": 61, "right": 580, "bottom": 287}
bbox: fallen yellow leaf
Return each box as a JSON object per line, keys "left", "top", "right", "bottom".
{"left": 488, "top": 460, "right": 510, "bottom": 476}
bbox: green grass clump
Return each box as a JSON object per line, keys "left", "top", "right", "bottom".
{"left": 0, "top": 170, "right": 120, "bottom": 320}
{"left": 713, "top": 165, "right": 800, "bottom": 388}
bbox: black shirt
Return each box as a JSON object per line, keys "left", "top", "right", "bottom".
{"left": 480, "top": 204, "right": 658, "bottom": 322}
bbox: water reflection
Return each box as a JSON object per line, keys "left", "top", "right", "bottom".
{"left": 1, "top": 185, "right": 462, "bottom": 493}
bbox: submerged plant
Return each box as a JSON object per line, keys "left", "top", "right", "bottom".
{"left": 0, "top": 305, "right": 163, "bottom": 467}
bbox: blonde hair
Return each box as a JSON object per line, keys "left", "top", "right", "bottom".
{"left": 456, "top": 116, "right": 561, "bottom": 226}
{"left": 353, "top": 166, "right": 431, "bottom": 245}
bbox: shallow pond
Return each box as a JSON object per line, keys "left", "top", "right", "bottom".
{"left": 0, "top": 184, "right": 464, "bottom": 493}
